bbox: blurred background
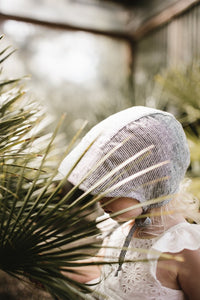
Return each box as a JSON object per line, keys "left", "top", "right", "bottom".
{"left": 0, "top": 0, "right": 200, "bottom": 205}
{"left": 0, "top": 0, "right": 199, "bottom": 134}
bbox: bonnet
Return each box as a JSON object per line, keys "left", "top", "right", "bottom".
{"left": 59, "top": 106, "right": 190, "bottom": 210}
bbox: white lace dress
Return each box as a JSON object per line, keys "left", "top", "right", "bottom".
{"left": 88, "top": 221, "right": 200, "bottom": 300}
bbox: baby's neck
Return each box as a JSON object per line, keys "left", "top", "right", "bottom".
{"left": 134, "top": 208, "right": 186, "bottom": 238}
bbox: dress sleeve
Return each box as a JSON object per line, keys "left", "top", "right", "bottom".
{"left": 152, "top": 222, "right": 200, "bottom": 254}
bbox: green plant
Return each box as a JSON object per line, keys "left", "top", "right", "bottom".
{"left": 0, "top": 36, "right": 103, "bottom": 300}
{"left": 155, "top": 63, "right": 200, "bottom": 200}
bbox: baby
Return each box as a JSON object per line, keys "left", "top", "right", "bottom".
{"left": 59, "top": 106, "right": 200, "bottom": 300}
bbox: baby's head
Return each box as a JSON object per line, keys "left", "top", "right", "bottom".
{"left": 59, "top": 106, "right": 190, "bottom": 212}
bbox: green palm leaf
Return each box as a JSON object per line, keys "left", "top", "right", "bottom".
{"left": 155, "top": 63, "right": 200, "bottom": 201}
{"left": 0, "top": 39, "right": 103, "bottom": 299}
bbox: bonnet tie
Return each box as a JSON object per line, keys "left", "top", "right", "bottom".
{"left": 115, "top": 217, "right": 151, "bottom": 277}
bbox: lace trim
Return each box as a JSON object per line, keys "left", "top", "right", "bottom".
{"left": 152, "top": 222, "right": 200, "bottom": 253}
{"left": 94, "top": 222, "right": 200, "bottom": 300}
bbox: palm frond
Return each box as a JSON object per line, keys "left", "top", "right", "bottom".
{"left": 0, "top": 39, "right": 102, "bottom": 299}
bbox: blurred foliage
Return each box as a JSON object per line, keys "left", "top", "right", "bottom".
{"left": 0, "top": 27, "right": 132, "bottom": 142}
{"left": 0, "top": 36, "right": 103, "bottom": 300}
{"left": 155, "top": 63, "right": 200, "bottom": 200}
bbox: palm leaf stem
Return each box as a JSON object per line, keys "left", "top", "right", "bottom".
{"left": 0, "top": 165, "right": 14, "bottom": 241}
{"left": 0, "top": 45, "right": 11, "bottom": 56}
{"left": 7, "top": 117, "right": 63, "bottom": 241}
{"left": 0, "top": 124, "right": 33, "bottom": 146}
{"left": 15, "top": 223, "right": 98, "bottom": 254}
{"left": 0, "top": 78, "right": 24, "bottom": 88}
{"left": 16, "top": 220, "right": 99, "bottom": 254}
{"left": 1, "top": 160, "right": 30, "bottom": 245}
{"left": 0, "top": 49, "right": 16, "bottom": 64}
{"left": 0, "top": 92, "right": 24, "bottom": 116}
{"left": 0, "top": 163, "right": 46, "bottom": 172}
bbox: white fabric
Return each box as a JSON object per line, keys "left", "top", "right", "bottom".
{"left": 59, "top": 106, "right": 190, "bottom": 209}
{"left": 89, "top": 221, "right": 200, "bottom": 300}
{"left": 59, "top": 107, "right": 169, "bottom": 177}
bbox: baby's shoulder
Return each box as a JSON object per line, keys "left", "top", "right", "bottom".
{"left": 177, "top": 247, "right": 200, "bottom": 299}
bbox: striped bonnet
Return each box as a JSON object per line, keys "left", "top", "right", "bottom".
{"left": 59, "top": 106, "right": 190, "bottom": 210}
